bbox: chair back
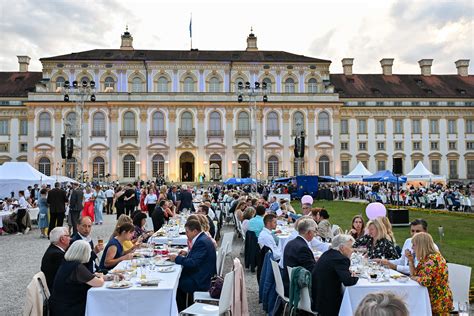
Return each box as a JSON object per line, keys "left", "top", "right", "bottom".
{"left": 220, "top": 232, "right": 235, "bottom": 253}
{"left": 298, "top": 286, "right": 314, "bottom": 314}
{"left": 271, "top": 260, "right": 286, "bottom": 300}
{"left": 447, "top": 263, "right": 471, "bottom": 307}
{"left": 216, "top": 248, "right": 225, "bottom": 276}
{"left": 218, "top": 270, "right": 235, "bottom": 314}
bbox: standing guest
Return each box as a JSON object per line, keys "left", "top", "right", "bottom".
{"left": 17, "top": 190, "right": 32, "bottom": 234}
{"left": 312, "top": 234, "right": 359, "bottom": 315}
{"left": 177, "top": 184, "right": 193, "bottom": 213}
{"left": 257, "top": 213, "right": 281, "bottom": 261}
{"left": 70, "top": 216, "right": 104, "bottom": 273}
{"left": 123, "top": 184, "right": 136, "bottom": 216}
{"left": 349, "top": 215, "right": 365, "bottom": 240}
{"left": 104, "top": 186, "right": 115, "bottom": 215}
{"left": 37, "top": 188, "right": 49, "bottom": 238}
{"left": 47, "top": 182, "right": 68, "bottom": 237}
{"left": 408, "top": 232, "right": 453, "bottom": 314}
{"left": 114, "top": 186, "right": 126, "bottom": 219}
{"left": 93, "top": 185, "right": 105, "bottom": 225}
{"left": 40, "top": 227, "right": 71, "bottom": 290}
{"left": 69, "top": 183, "right": 84, "bottom": 235}
{"left": 247, "top": 205, "right": 266, "bottom": 237}
{"left": 139, "top": 186, "right": 147, "bottom": 212}
{"left": 353, "top": 217, "right": 399, "bottom": 260}
{"left": 167, "top": 185, "right": 179, "bottom": 206}
{"left": 82, "top": 186, "right": 95, "bottom": 223}
{"left": 99, "top": 223, "right": 136, "bottom": 270}
{"left": 144, "top": 187, "right": 158, "bottom": 217}
{"left": 168, "top": 220, "right": 217, "bottom": 311}
{"left": 49, "top": 240, "right": 105, "bottom": 316}
{"left": 197, "top": 204, "right": 216, "bottom": 238}
{"left": 151, "top": 200, "right": 166, "bottom": 231}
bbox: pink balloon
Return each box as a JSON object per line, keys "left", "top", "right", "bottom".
{"left": 365, "top": 202, "right": 387, "bottom": 220}
{"left": 301, "top": 195, "right": 313, "bottom": 205}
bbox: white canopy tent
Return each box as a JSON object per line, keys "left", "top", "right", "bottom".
{"left": 336, "top": 162, "right": 372, "bottom": 182}
{"left": 405, "top": 161, "right": 446, "bottom": 182}
{"left": 51, "top": 175, "right": 79, "bottom": 184}
{"left": 0, "top": 162, "right": 56, "bottom": 198}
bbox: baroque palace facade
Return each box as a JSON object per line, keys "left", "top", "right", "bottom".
{"left": 0, "top": 30, "right": 473, "bottom": 183}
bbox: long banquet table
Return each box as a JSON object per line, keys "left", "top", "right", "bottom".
{"left": 86, "top": 260, "right": 182, "bottom": 316}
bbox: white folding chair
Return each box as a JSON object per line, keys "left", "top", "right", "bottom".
{"left": 271, "top": 260, "right": 289, "bottom": 315}
{"left": 447, "top": 263, "right": 472, "bottom": 311}
{"left": 181, "top": 270, "right": 234, "bottom": 315}
{"left": 287, "top": 266, "right": 317, "bottom": 315}
{"left": 220, "top": 232, "right": 234, "bottom": 253}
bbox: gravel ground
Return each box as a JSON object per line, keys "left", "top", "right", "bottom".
{"left": 0, "top": 214, "right": 264, "bottom": 316}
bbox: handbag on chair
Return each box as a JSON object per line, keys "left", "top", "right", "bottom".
{"left": 208, "top": 275, "right": 224, "bottom": 298}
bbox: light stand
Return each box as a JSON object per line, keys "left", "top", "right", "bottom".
{"left": 237, "top": 81, "right": 268, "bottom": 192}
{"left": 61, "top": 79, "right": 96, "bottom": 182}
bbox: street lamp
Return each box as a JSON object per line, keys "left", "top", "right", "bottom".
{"left": 237, "top": 81, "right": 268, "bottom": 191}
{"left": 61, "top": 79, "right": 96, "bottom": 182}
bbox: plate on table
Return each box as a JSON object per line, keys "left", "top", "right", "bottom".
{"left": 106, "top": 281, "right": 133, "bottom": 289}
{"left": 158, "top": 266, "right": 175, "bottom": 273}
{"left": 137, "top": 279, "right": 161, "bottom": 286}
{"left": 155, "top": 260, "right": 174, "bottom": 266}
{"left": 110, "top": 268, "right": 134, "bottom": 274}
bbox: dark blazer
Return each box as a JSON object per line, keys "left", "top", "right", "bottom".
{"left": 167, "top": 191, "right": 179, "bottom": 205}
{"left": 70, "top": 233, "right": 97, "bottom": 273}
{"left": 40, "top": 244, "right": 66, "bottom": 290}
{"left": 282, "top": 236, "right": 316, "bottom": 294}
{"left": 312, "top": 249, "right": 359, "bottom": 316}
{"left": 69, "top": 189, "right": 84, "bottom": 212}
{"left": 178, "top": 190, "right": 193, "bottom": 212}
{"left": 207, "top": 215, "right": 216, "bottom": 238}
{"left": 47, "top": 188, "right": 68, "bottom": 213}
{"left": 175, "top": 232, "right": 217, "bottom": 293}
{"left": 151, "top": 206, "right": 165, "bottom": 231}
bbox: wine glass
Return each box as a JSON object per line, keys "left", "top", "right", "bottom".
{"left": 458, "top": 302, "right": 469, "bottom": 316}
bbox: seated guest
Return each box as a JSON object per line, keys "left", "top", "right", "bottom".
{"left": 41, "top": 227, "right": 71, "bottom": 290}
{"left": 354, "top": 292, "right": 408, "bottom": 316}
{"left": 234, "top": 201, "right": 247, "bottom": 222}
{"left": 269, "top": 196, "right": 280, "bottom": 213}
{"left": 188, "top": 214, "right": 218, "bottom": 248}
{"left": 241, "top": 207, "right": 256, "bottom": 235}
{"left": 247, "top": 205, "right": 266, "bottom": 237}
{"left": 257, "top": 213, "right": 281, "bottom": 260}
{"left": 353, "top": 217, "right": 399, "bottom": 260}
{"left": 168, "top": 219, "right": 217, "bottom": 311}
{"left": 163, "top": 200, "right": 176, "bottom": 221}
{"left": 110, "top": 214, "right": 135, "bottom": 251}
{"left": 132, "top": 212, "right": 153, "bottom": 241}
{"left": 282, "top": 217, "right": 318, "bottom": 294}
{"left": 197, "top": 204, "right": 216, "bottom": 238}
{"left": 99, "top": 223, "right": 136, "bottom": 270}
{"left": 312, "top": 234, "right": 359, "bottom": 315}
{"left": 380, "top": 216, "right": 396, "bottom": 245}
{"left": 408, "top": 232, "right": 453, "bottom": 314}
{"left": 317, "top": 209, "right": 333, "bottom": 242}
{"left": 49, "top": 240, "right": 105, "bottom": 316}
{"left": 151, "top": 200, "right": 166, "bottom": 231}
{"left": 70, "top": 216, "right": 104, "bottom": 272}
{"left": 349, "top": 215, "right": 365, "bottom": 240}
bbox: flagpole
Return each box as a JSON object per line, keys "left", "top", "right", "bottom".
{"left": 189, "top": 13, "right": 193, "bottom": 50}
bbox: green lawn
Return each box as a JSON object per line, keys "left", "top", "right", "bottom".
{"left": 291, "top": 200, "right": 474, "bottom": 285}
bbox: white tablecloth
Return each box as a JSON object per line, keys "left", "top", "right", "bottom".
{"left": 28, "top": 207, "right": 39, "bottom": 221}
{"left": 149, "top": 236, "right": 188, "bottom": 246}
{"left": 0, "top": 210, "right": 12, "bottom": 228}
{"left": 339, "top": 273, "right": 432, "bottom": 315}
{"left": 86, "top": 261, "right": 182, "bottom": 316}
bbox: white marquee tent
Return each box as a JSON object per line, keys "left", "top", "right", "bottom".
{"left": 51, "top": 175, "right": 79, "bottom": 184}
{"left": 405, "top": 161, "right": 446, "bottom": 182}
{"left": 0, "top": 162, "right": 56, "bottom": 198}
{"left": 336, "top": 162, "right": 372, "bottom": 182}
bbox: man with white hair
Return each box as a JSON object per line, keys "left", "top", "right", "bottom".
{"left": 312, "top": 234, "right": 359, "bottom": 315}
{"left": 40, "top": 227, "right": 71, "bottom": 290}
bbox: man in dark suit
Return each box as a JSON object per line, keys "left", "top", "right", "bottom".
{"left": 169, "top": 219, "right": 217, "bottom": 311}
{"left": 69, "top": 182, "right": 83, "bottom": 235}
{"left": 70, "top": 216, "right": 103, "bottom": 272}
{"left": 167, "top": 185, "right": 179, "bottom": 206}
{"left": 283, "top": 217, "right": 317, "bottom": 295}
{"left": 151, "top": 200, "right": 166, "bottom": 231}
{"left": 197, "top": 204, "right": 215, "bottom": 238}
{"left": 47, "top": 182, "right": 68, "bottom": 236}
{"left": 123, "top": 183, "right": 136, "bottom": 216}
{"left": 40, "top": 227, "right": 71, "bottom": 290}
{"left": 312, "top": 234, "right": 359, "bottom": 315}
{"left": 177, "top": 184, "right": 193, "bottom": 213}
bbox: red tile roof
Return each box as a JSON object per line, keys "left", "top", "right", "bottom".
{"left": 0, "top": 72, "right": 42, "bottom": 98}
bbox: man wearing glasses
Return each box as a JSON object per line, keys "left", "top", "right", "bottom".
{"left": 40, "top": 227, "right": 71, "bottom": 290}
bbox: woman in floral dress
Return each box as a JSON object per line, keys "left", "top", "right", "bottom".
{"left": 353, "top": 217, "right": 399, "bottom": 260}
{"left": 408, "top": 232, "right": 453, "bottom": 315}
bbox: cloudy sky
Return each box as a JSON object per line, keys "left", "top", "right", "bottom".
{"left": 0, "top": 0, "right": 472, "bottom": 74}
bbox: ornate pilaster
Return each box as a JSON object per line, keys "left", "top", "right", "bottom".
{"left": 282, "top": 109, "right": 290, "bottom": 172}
{"left": 225, "top": 108, "right": 234, "bottom": 178}
{"left": 109, "top": 107, "right": 119, "bottom": 180}
{"left": 167, "top": 108, "right": 177, "bottom": 181}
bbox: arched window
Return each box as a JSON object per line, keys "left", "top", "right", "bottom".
{"left": 152, "top": 111, "right": 165, "bottom": 132}
{"left": 238, "top": 154, "right": 250, "bottom": 178}
{"left": 80, "top": 76, "right": 90, "bottom": 85}
{"left": 209, "top": 77, "right": 220, "bottom": 92}
{"left": 293, "top": 160, "right": 305, "bottom": 176}
{"left": 38, "top": 157, "right": 51, "bottom": 176}
{"left": 262, "top": 78, "right": 272, "bottom": 92}
{"left": 318, "top": 111, "right": 330, "bottom": 135}
{"left": 319, "top": 155, "right": 330, "bottom": 176}
{"left": 184, "top": 77, "right": 195, "bottom": 92}
{"left": 92, "top": 112, "right": 106, "bottom": 136}
{"left": 209, "top": 111, "right": 221, "bottom": 131}
{"left": 104, "top": 77, "right": 115, "bottom": 89}
{"left": 152, "top": 154, "right": 165, "bottom": 177}
{"left": 284, "top": 78, "right": 295, "bottom": 93}
{"left": 181, "top": 111, "right": 193, "bottom": 130}
{"left": 65, "top": 112, "right": 77, "bottom": 137}
{"left": 235, "top": 78, "right": 245, "bottom": 91}
{"left": 38, "top": 112, "right": 51, "bottom": 136}
{"left": 92, "top": 157, "right": 105, "bottom": 179}
{"left": 268, "top": 156, "right": 279, "bottom": 178}
{"left": 55, "top": 76, "right": 65, "bottom": 89}
{"left": 157, "top": 76, "right": 168, "bottom": 92}
{"left": 123, "top": 111, "right": 136, "bottom": 131}
{"left": 293, "top": 111, "right": 304, "bottom": 135}
{"left": 209, "top": 154, "right": 222, "bottom": 181}
{"left": 308, "top": 78, "right": 318, "bottom": 93}
{"left": 237, "top": 112, "right": 250, "bottom": 131}
{"left": 65, "top": 157, "right": 77, "bottom": 179}
{"left": 266, "top": 112, "right": 279, "bottom": 135}
{"left": 123, "top": 154, "right": 136, "bottom": 178}
{"left": 132, "top": 77, "right": 143, "bottom": 92}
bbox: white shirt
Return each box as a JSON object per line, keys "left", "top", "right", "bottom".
{"left": 18, "top": 196, "right": 30, "bottom": 209}
{"left": 105, "top": 189, "right": 115, "bottom": 198}
{"left": 279, "top": 230, "right": 330, "bottom": 268}
{"left": 389, "top": 237, "right": 439, "bottom": 275}
{"left": 144, "top": 193, "right": 158, "bottom": 205}
{"left": 258, "top": 227, "right": 281, "bottom": 261}
{"left": 191, "top": 232, "right": 204, "bottom": 247}
{"left": 83, "top": 192, "right": 93, "bottom": 202}
{"left": 208, "top": 208, "right": 216, "bottom": 221}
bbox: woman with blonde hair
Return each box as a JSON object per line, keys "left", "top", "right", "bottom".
{"left": 353, "top": 217, "right": 399, "bottom": 259}
{"left": 379, "top": 216, "right": 396, "bottom": 244}
{"left": 158, "top": 185, "right": 168, "bottom": 202}
{"left": 234, "top": 201, "right": 247, "bottom": 222}
{"left": 241, "top": 207, "right": 256, "bottom": 235}
{"left": 408, "top": 232, "right": 453, "bottom": 314}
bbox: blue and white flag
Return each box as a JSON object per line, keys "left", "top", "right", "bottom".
{"left": 189, "top": 14, "right": 192, "bottom": 38}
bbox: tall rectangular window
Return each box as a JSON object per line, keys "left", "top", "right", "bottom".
{"left": 413, "top": 141, "right": 421, "bottom": 150}
{"left": 340, "top": 142, "right": 348, "bottom": 150}
{"left": 19, "top": 119, "right": 28, "bottom": 135}
{"left": 394, "top": 141, "right": 403, "bottom": 150}
{"left": 358, "top": 119, "right": 367, "bottom": 134}
{"left": 376, "top": 119, "right": 385, "bottom": 134}
{"left": 467, "top": 160, "right": 474, "bottom": 178}
{"left": 341, "top": 161, "right": 350, "bottom": 175}
{"left": 377, "top": 142, "right": 385, "bottom": 150}
{"left": 448, "top": 141, "right": 457, "bottom": 150}
{"left": 447, "top": 119, "right": 457, "bottom": 134}
{"left": 0, "top": 120, "right": 8, "bottom": 135}
{"left": 394, "top": 119, "right": 403, "bottom": 134}
{"left": 340, "top": 119, "right": 348, "bottom": 134}
{"left": 449, "top": 160, "right": 458, "bottom": 178}
{"left": 377, "top": 160, "right": 386, "bottom": 171}
{"left": 467, "top": 142, "right": 474, "bottom": 150}
{"left": 430, "top": 141, "right": 439, "bottom": 150}
{"left": 429, "top": 119, "right": 439, "bottom": 134}
{"left": 431, "top": 160, "right": 440, "bottom": 174}
{"left": 412, "top": 119, "right": 421, "bottom": 134}
{"left": 466, "top": 119, "right": 474, "bottom": 134}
